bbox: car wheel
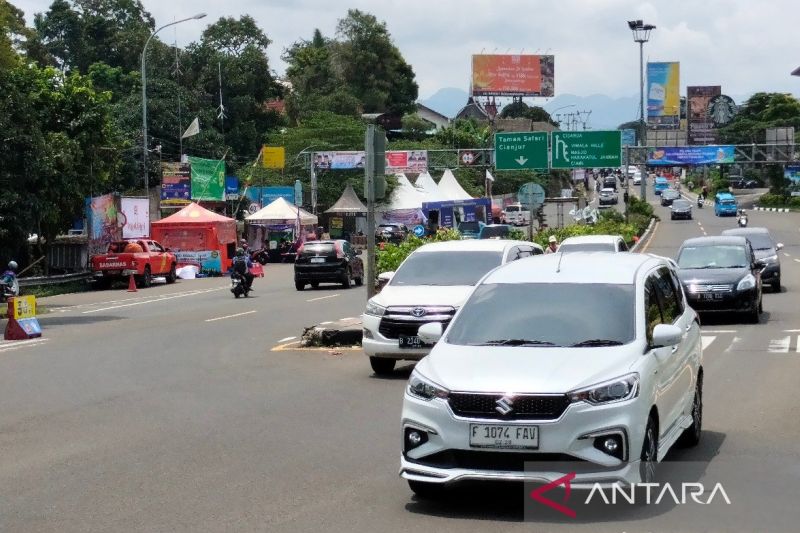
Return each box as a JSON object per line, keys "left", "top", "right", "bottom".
{"left": 341, "top": 269, "right": 352, "bottom": 289}
{"left": 234, "top": 292, "right": 240, "bottom": 299}
{"left": 688, "top": 215, "right": 693, "bottom": 220}
{"left": 408, "top": 480, "right": 446, "bottom": 500}
{"left": 747, "top": 301, "right": 760, "bottom": 323}
{"left": 295, "top": 281, "right": 305, "bottom": 291}
{"left": 670, "top": 214, "right": 675, "bottom": 220}
{"left": 310, "top": 282, "right": 319, "bottom": 289}
{"left": 771, "top": 278, "right": 781, "bottom": 292}
{"left": 678, "top": 375, "right": 703, "bottom": 447}
{"left": 758, "top": 295, "right": 763, "bottom": 314}
{"left": 94, "top": 278, "right": 111, "bottom": 290}
{"left": 639, "top": 415, "right": 658, "bottom": 484}
{"left": 166, "top": 264, "right": 177, "bottom": 284}
{"left": 369, "top": 356, "right": 395, "bottom": 375}
{"left": 138, "top": 266, "right": 152, "bottom": 288}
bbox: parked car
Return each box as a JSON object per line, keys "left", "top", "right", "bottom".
{"left": 654, "top": 177, "right": 669, "bottom": 196}
{"left": 400, "top": 252, "right": 703, "bottom": 497}
{"left": 362, "top": 239, "right": 544, "bottom": 375}
{"left": 660, "top": 189, "right": 681, "bottom": 206}
{"left": 598, "top": 187, "right": 619, "bottom": 206}
{"left": 670, "top": 199, "right": 693, "bottom": 220}
{"left": 559, "top": 234, "right": 629, "bottom": 253}
{"left": 376, "top": 224, "right": 409, "bottom": 243}
{"left": 727, "top": 176, "right": 758, "bottom": 189}
{"left": 457, "top": 220, "right": 483, "bottom": 239}
{"left": 478, "top": 224, "right": 511, "bottom": 239}
{"left": 675, "top": 236, "right": 764, "bottom": 322}
{"left": 294, "top": 240, "right": 363, "bottom": 291}
{"left": 721, "top": 227, "right": 783, "bottom": 291}
{"left": 713, "top": 192, "right": 738, "bottom": 217}
{"left": 502, "top": 204, "right": 531, "bottom": 226}
{"left": 91, "top": 239, "right": 176, "bottom": 289}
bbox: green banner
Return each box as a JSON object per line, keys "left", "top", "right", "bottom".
{"left": 189, "top": 156, "right": 226, "bottom": 201}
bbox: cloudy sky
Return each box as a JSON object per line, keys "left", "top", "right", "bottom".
{"left": 13, "top": 0, "right": 800, "bottom": 100}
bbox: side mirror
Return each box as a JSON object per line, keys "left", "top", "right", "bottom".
{"left": 776, "top": 243, "right": 784, "bottom": 251}
{"left": 418, "top": 322, "right": 443, "bottom": 344}
{"left": 651, "top": 324, "right": 682, "bottom": 349}
{"left": 377, "top": 271, "right": 394, "bottom": 283}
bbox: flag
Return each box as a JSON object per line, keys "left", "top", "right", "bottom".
{"left": 485, "top": 170, "right": 495, "bottom": 182}
{"left": 181, "top": 117, "right": 200, "bottom": 139}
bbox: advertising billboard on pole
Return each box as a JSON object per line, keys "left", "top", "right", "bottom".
{"left": 687, "top": 86, "right": 721, "bottom": 145}
{"left": 472, "top": 55, "right": 554, "bottom": 97}
{"left": 120, "top": 197, "right": 150, "bottom": 238}
{"left": 646, "top": 62, "right": 680, "bottom": 128}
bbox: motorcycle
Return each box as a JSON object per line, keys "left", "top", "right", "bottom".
{"left": 697, "top": 197, "right": 704, "bottom": 208}
{"left": 0, "top": 277, "right": 19, "bottom": 303}
{"left": 249, "top": 248, "right": 269, "bottom": 265}
{"left": 230, "top": 272, "right": 251, "bottom": 298}
{"left": 738, "top": 213, "right": 748, "bottom": 227}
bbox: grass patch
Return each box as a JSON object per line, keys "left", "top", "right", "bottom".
{"left": 21, "top": 280, "right": 92, "bottom": 299}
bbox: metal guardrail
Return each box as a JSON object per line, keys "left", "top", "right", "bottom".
{"left": 18, "top": 272, "right": 93, "bottom": 288}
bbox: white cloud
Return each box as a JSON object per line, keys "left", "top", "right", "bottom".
{"left": 13, "top": 0, "right": 800, "bottom": 99}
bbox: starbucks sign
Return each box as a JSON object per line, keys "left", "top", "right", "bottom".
{"left": 708, "top": 95, "right": 738, "bottom": 127}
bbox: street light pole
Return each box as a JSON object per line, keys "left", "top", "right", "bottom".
{"left": 628, "top": 19, "right": 655, "bottom": 201}
{"left": 141, "top": 13, "right": 206, "bottom": 202}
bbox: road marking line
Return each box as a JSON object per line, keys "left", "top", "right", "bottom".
{"left": 724, "top": 337, "right": 741, "bottom": 353}
{"left": 319, "top": 321, "right": 333, "bottom": 325}
{"left": 702, "top": 330, "right": 737, "bottom": 333}
{"left": 306, "top": 294, "right": 340, "bottom": 302}
{"left": 340, "top": 317, "right": 357, "bottom": 321}
{"left": 206, "top": 310, "right": 257, "bottom": 322}
{"left": 795, "top": 259, "right": 800, "bottom": 264}
{"left": 783, "top": 253, "right": 791, "bottom": 257}
{"left": 270, "top": 341, "right": 362, "bottom": 352}
{"left": 797, "top": 335, "right": 800, "bottom": 353}
{"left": 701, "top": 336, "right": 717, "bottom": 350}
{"left": 783, "top": 329, "right": 800, "bottom": 333}
{"left": 768, "top": 337, "right": 790, "bottom": 353}
{"left": 0, "top": 338, "right": 50, "bottom": 353}
{"left": 82, "top": 287, "right": 225, "bottom": 314}
{"left": 277, "top": 336, "right": 297, "bottom": 343}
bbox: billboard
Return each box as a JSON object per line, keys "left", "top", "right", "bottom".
{"left": 86, "top": 194, "right": 123, "bottom": 256}
{"left": 189, "top": 156, "right": 225, "bottom": 201}
{"left": 785, "top": 165, "right": 800, "bottom": 196}
{"left": 472, "top": 54, "right": 554, "bottom": 97}
{"left": 687, "top": 86, "right": 721, "bottom": 145}
{"left": 120, "top": 197, "right": 150, "bottom": 239}
{"left": 312, "top": 151, "right": 366, "bottom": 170}
{"left": 647, "top": 62, "right": 680, "bottom": 128}
{"left": 647, "top": 145, "right": 734, "bottom": 166}
{"left": 161, "top": 162, "right": 191, "bottom": 206}
{"left": 385, "top": 150, "right": 428, "bottom": 173}
{"left": 621, "top": 129, "right": 637, "bottom": 146}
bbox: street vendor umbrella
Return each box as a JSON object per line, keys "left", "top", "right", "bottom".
{"left": 246, "top": 196, "right": 318, "bottom": 225}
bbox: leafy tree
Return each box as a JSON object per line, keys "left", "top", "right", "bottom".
{"left": 719, "top": 92, "right": 800, "bottom": 145}
{"left": 500, "top": 101, "right": 557, "bottom": 125}
{"left": 617, "top": 120, "right": 640, "bottom": 131}
{"left": 199, "top": 15, "right": 270, "bottom": 56}
{"left": 0, "top": 0, "right": 31, "bottom": 68}
{"left": 400, "top": 112, "right": 432, "bottom": 141}
{"left": 434, "top": 118, "right": 492, "bottom": 148}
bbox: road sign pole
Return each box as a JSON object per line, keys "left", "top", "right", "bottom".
{"left": 365, "top": 125, "right": 377, "bottom": 300}
{"left": 624, "top": 145, "right": 630, "bottom": 222}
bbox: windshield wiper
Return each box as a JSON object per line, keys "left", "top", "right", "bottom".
{"left": 471, "top": 339, "right": 558, "bottom": 347}
{"left": 570, "top": 339, "right": 624, "bottom": 347}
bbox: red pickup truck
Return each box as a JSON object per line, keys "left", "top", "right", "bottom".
{"left": 91, "top": 239, "right": 177, "bottom": 289}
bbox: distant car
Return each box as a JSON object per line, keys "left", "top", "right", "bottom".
{"left": 502, "top": 204, "right": 531, "bottom": 226}
{"left": 294, "top": 240, "right": 364, "bottom": 290}
{"left": 559, "top": 234, "right": 629, "bottom": 253}
{"left": 376, "top": 224, "right": 408, "bottom": 243}
{"left": 457, "top": 220, "right": 483, "bottom": 239}
{"left": 660, "top": 189, "right": 681, "bottom": 206}
{"left": 721, "top": 227, "right": 784, "bottom": 291}
{"left": 632, "top": 172, "right": 642, "bottom": 185}
{"left": 654, "top": 177, "right": 669, "bottom": 196}
{"left": 603, "top": 176, "right": 618, "bottom": 191}
{"left": 675, "top": 236, "right": 764, "bottom": 323}
{"left": 670, "top": 199, "right": 693, "bottom": 220}
{"left": 743, "top": 179, "right": 760, "bottom": 189}
{"left": 714, "top": 192, "right": 738, "bottom": 217}
{"left": 478, "top": 224, "right": 511, "bottom": 239}
{"left": 598, "top": 187, "right": 619, "bottom": 206}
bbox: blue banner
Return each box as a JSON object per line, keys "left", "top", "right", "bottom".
{"left": 244, "top": 186, "right": 295, "bottom": 206}
{"left": 648, "top": 146, "right": 735, "bottom": 166}
{"left": 621, "top": 129, "right": 636, "bottom": 146}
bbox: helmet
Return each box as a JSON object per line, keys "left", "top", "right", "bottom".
{"left": 236, "top": 248, "right": 245, "bottom": 257}
{"left": 240, "top": 239, "right": 247, "bottom": 245}
{"left": 8, "top": 261, "right": 18, "bottom": 271}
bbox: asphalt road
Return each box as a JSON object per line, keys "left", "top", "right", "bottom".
{"left": 2, "top": 194, "right": 799, "bottom": 532}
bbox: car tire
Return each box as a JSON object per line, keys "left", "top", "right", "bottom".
{"left": 758, "top": 295, "right": 763, "bottom": 314}
{"left": 295, "top": 281, "right": 305, "bottom": 291}
{"left": 670, "top": 214, "right": 675, "bottom": 220}
{"left": 678, "top": 375, "right": 703, "bottom": 447}
{"left": 341, "top": 269, "right": 352, "bottom": 289}
{"left": 166, "top": 264, "right": 177, "bottom": 284}
{"left": 639, "top": 415, "right": 658, "bottom": 484}
{"left": 747, "top": 300, "right": 760, "bottom": 323}
{"left": 771, "top": 279, "right": 781, "bottom": 292}
{"left": 234, "top": 292, "right": 240, "bottom": 299}
{"left": 688, "top": 215, "right": 693, "bottom": 220}
{"left": 407, "top": 480, "right": 446, "bottom": 500}
{"left": 138, "top": 266, "right": 152, "bottom": 288}
{"left": 369, "top": 356, "right": 395, "bottom": 375}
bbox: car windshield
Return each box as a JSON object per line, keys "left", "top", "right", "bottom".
{"left": 677, "top": 245, "right": 749, "bottom": 269}
{"left": 378, "top": 225, "right": 400, "bottom": 232}
{"left": 458, "top": 221, "right": 481, "bottom": 232}
{"left": 390, "top": 251, "right": 503, "bottom": 286}
{"left": 559, "top": 243, "right": 616, "bottom": 253}
{"left": 720, "top": 200, "right": 736, "bottom": 206}
{"left": 446, "top": 283, "right": 636, "bottom": 347}
{"left": 672, "top": 200, "right": 691, "bottom": 209}
{"left": 726, "top": 232, "right": 773, "bottom": 250}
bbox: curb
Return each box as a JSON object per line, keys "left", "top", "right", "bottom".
{"left": 753, "top": 206, "right": 791, "bottom": 213}
{"left": 630, "top": 217, "right": 656, "bottom": 253}
{"left": 301, "top": 318, "right": 363, "bottom": 347}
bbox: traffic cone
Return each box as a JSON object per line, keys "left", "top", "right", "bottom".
{"left": 127, "top": 274, "right": 138, "bottom": 292}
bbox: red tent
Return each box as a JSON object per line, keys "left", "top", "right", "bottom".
{"left": 151, "top": 203, "right": 237, "bottom": 272}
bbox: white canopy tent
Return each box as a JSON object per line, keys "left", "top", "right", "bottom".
{"left": 438, "top": 169, "right": 473, "bottom": 201}
{"left": 414, "top": 172, "right": 448, "bottom": 202}
{"left": 378, "top": 174, "right": 428, "bottom": 226}
{"left": 245, "top": 197, "right": 318, "bottom": 225}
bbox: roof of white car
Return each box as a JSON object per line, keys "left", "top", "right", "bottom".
{"left": 560, "top": 234, "right": 622, "bottom": 245}
{"left": 483, "top": 252, "right": 662, "bottom": 285}
{"left": 414, "top": 239, "right": 539, "bottom": 253}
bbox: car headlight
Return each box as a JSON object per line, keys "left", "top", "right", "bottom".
{"left": 407, "top": 371, "right": 449, "bottom": 401}
{"left": 737, "top": 274, "right": 756, "bottom": 291}
{"left": 365, "top": 299, "right": 386, "bottom": 317}
{"left": 569, "top": 373, "right": 639, "bottom": 405}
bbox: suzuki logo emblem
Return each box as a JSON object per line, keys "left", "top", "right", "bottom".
{"left": 495, "top": 396, "right": 514, "bottom": 415}
{"left": 411, "top": 307, "right": 427, "bottom": 318}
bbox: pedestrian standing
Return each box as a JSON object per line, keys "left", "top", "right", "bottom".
{"left": 544, "top": 235, "right": 559, "bottom": 254}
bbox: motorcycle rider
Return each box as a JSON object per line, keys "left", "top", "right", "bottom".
{"left": 232, "top": 248, "right": 254, "bottom": 291}
{"left": 1, "top": 261, "right": 19, "bottom": 298}
{"left": 738, "top": 209, "right": 748, "bottom": 227}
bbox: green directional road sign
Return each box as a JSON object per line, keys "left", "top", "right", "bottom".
{"left": 551, "top": 131, "right": 622, "bottom": 169}
{"left": 495, "top": 132, "right": 549, "bottom": 170}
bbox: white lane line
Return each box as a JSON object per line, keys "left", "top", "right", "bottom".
{"left": 306, "top": 294, "right": 340, "bottom": 303}
{"left": 319, "top": 321, "right": 333, "bottom": 325}
{"left": 784, "top": 329, "right": 800, "bottom": 333}
{"left": 724, "top": 337, "right": 742, "bottom": 353}
{"left": 769, "top": 337, "right": 791, "bottom": 354}
{"left": 701, "top": 336, "right": 717, "bottom": 350}
{"left": 0, "top": 338, "right": 50, "bottom": 353}
{"left": 82, "top": 287, "right": 225, "bottom": 314}
{"left": 277, "top": 336, "right": 297, "bottom": 343}
{"left": 795, "top": 259, "right": 800, "bottom": 264}
{"left": 797, "top": 336, "right": 800, "bottom": 353}
{"left": 205, "top": 310, "right": 257, "bottom": 323}
{"left": 783, "top": 253, "right": 791, "bottom": 257}
{"left": 340, "top": 317, "right": 357, "bottom": 321}
{"left": 702, "top": 329, "right": 738, "bottom": 334}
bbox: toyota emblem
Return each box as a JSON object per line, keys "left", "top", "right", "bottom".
{"left": 411, "top": 307, "right": 427, "bottom": 318}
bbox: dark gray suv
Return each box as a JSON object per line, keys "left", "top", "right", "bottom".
{"left": 722, "top": 227, "right": 783, "bottom": 291}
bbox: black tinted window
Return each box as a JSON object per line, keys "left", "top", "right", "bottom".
{"left": 644, "top": 278, "right": 663, "bottom": 345}
{"left": 446, "top": 283, "right": 636, "bottom": 346}
{"left": 653, "top": 268, "right": 680, "bottom": 324}
{"left": 391, "top": 251, "right": 503, "bottom": 286}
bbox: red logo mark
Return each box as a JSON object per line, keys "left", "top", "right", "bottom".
{"left": 529, "top": 472, "right": 577, "bottom": 518}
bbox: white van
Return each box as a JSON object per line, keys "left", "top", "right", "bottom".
{"left": 501, "top": 203, "right": 530, "bottom": 226}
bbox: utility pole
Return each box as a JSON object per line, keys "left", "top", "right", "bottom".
{"left": 364, "top": 125, "right": 386, "bottom": 300}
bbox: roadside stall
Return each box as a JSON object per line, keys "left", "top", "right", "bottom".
{"left": 324, "top": 184, "right": 368, "bottom": 243}
{"left": 150, "top": 202, "right": 237, "bottom": 274}
{"left": 245, "top": 197, "right": 318, "bottom": 262}
{"left": 378, "top": 174, "right": 429, "bottom": 227}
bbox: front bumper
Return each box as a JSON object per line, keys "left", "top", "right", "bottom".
{"left": 671, "top": 210, "right": 692, "bottom": 219}
{"left": 399, "top": 392, "right": 649, "bottom": 487}
{"left": 362, "top": 313, "right": 430, "bottom": 361}
{"left": 685, "top": 288, "right": 757, "bottom": 312}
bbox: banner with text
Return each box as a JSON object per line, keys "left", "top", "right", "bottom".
{"left": 312, "top": 151, "right": 366, "bottom": 170}
{"left": 120, "top": 197, "right": 150, "bottom": 239}
{"left": 160, "top": 162, "right": 191, "bottom": 206}
{"left": 472, "top": 54, "right": 555, "bottom": 97}
{"left": 86, "top": 194, "right": 122, "bottom": 257}
{"left": 647, "top": 62, "right": 680, "bottom": 128}
{"left": 385, "top": 150, "right": 428, "bottom": 173}
{"left": 648, "top": 145, "right": 734, "bottom": 165}
{"left": 189, "top": 156, "right": 225, "bottom": 201}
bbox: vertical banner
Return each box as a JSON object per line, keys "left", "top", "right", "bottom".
{"left": 189, "top": 156, "right": 226, "bottom": 201}
{"left": 120, "top": 197, "right": 150, "bottom": 239}
{"left": 647, "top": 62, "right": 680, "bottom": 128}
{"left": 86, "top": 194, "right": 123, "bottom": 256}
{"left": 160, "top": 162, "right": 192, "bottom": 207}
{"left": 688, "top": 86, "right": 721, "bottom": 145}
